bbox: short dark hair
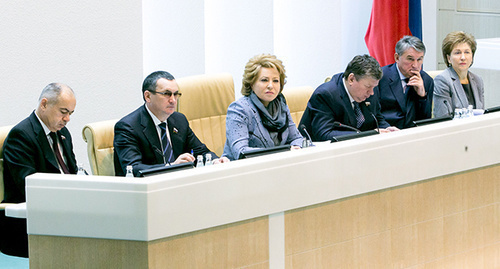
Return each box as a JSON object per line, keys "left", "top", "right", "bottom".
{"left": 343, "top": 54, "right": 383, "bottom": 81}
{"left": 142, "top": 71, "right": 176, "bottom": 100}
{"left": 395, "top": 35, "right": 426, "bottom": 56}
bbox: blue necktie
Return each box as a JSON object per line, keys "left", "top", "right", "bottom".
{"left": 158, "top": 122, "right": 174, "bottom": 164}
{"left": 353, "top": 101, "right": 365, "bottom": 129}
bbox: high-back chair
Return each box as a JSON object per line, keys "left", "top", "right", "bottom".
{"left": 426, "top": 70, "right": 444, "bottom": 79}
{"left": 282, "top": 86, "right": 315, "bottom": 126}
{"left": 425, "top": 70, "right": 444, "bottom": 117}
{"left": 82, "top": 119, "right": 118, "bottom": 176}
{"left": 176, "top": 73, "right": 235, "bottom": 157}
{"left": 0, "top": 125, "right": 14, "bottom": 208}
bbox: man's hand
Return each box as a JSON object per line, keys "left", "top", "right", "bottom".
{"left": 173, "top": 153, "right": 195, "bottom": 164}
{"left": 408, "top": 70, "right": 426, "bottom": 97}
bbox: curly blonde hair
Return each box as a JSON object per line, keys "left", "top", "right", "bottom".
{"left": 241, "top": 54, "right": 286, "bottom": 96}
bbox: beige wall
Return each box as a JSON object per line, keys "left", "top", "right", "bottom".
{"left": 0, "top": 0, "right": 144, "bottom": 171}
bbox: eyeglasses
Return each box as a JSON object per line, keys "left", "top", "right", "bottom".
{"left": 150, "top": 90, "right": 182, "bottom": 99}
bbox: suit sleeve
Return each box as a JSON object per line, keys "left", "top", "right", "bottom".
{"left": 113, "top": 120, "right": 164, "bottom": 176}
{"left": 308, "top": 89, "right": 353, "bottom": 141}
{"left": 415, "top": 75, "right": 434, "bottom": 120}
{"left": 224, "top": 101, "right": 260, "bottom": 160}
{"left": 476, "top": 73, "right": 485, "bottom": 109}
{"left": 61, "top": 129, "right": 78, "bottom": 174}
{"left": 433, "top": 74, "right": 453, "bottom": 118}
{"left": 3, "top": 128, "right": 38, "bottom": 200}
{"left": 372, "top": 96, "right": 390, "bottom": 129}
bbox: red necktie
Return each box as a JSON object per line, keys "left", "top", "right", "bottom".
{"left": 49, "top": 132, "right": 71, "bottom": 174}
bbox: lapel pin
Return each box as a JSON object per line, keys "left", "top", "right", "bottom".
{"left": 173, "top": 128, "right": 178, "bottom": 134}
{"left": 61, "top": 135, "right": 66, "bottom": 140}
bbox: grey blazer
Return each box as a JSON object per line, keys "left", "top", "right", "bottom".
{"left": 222, "top": 96, "right": 303, "bottom": 160}
{"left": 433, "top": 66, "right": 484, "bottom": 117}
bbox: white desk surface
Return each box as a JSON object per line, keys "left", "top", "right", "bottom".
{"left": 26, "top": 113, "right": 500, "bottom": 241}
{"left": 5, "top": 202, "right": 26, "bottom": 218}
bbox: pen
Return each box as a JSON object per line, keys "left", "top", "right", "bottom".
{"left": 190, "top": 149, "right": 194, "bottom": 156}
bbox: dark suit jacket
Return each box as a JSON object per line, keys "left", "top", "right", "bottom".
{"left": 299, "top": 73, "right": 389, "bottom": 142}
{"left": 375, "top": 63, "right": 434, "bottom": 129}
{"left": 1, "top": 111, "right": 77, "bottom": 257}
{"left": 2, "top": 111, "right": 77, "bottom": 203}
{"left": 113, "top": 105, "right": 217, "bottom": 176}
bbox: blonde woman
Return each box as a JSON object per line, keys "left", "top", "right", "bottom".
{"left": 222, "top": 54, "right": 302, "bottom": 160}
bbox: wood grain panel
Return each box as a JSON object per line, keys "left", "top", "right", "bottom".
{"left": 29, "top": 236, "right": 149, "bottom": 269}
{"left": 30, "top": 216, "right": 268, "bottom": 269}
{"left": 285, "top": 165, "right": 500, "bottom": 268}
{"left": 147, "top": 216, "right": 269, "bottom": 268}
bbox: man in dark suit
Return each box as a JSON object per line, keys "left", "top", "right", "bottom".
{"left": 375, "top": 35, "right": 434, "bottom": 129}
{"left": 1, "top": 83, "right": 77, "bottom": 257}
{"left": 299, "top": 55, "right": 399, "bottom": 142}
{"left": 114, "top": 71, "right": 229, "bottom": 177}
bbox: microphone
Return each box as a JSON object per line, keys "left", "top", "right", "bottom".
{"left": 153, "top": 146, "right": 171, "bottom": 165}
{"left": 369, "top": 112, "right": 380, "bottom": 133}
{"left": 333, "top": 121, "right": 360, "bottom": 133}
{"left": 153, "top": 145, "right": 163, "bottom": 156}
{"left": 299, "top": 124, "right": 314, "bottom": 147}
{"left": 365, "top": 102, "right": 379, "bottom": 133}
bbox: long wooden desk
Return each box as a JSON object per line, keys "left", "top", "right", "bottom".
{"left": 26, "top": 113, "right": 500, "bottom": 268}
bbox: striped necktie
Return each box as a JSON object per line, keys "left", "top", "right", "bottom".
{"left": 158, "top": 122, "right": 174, "bottom": 164}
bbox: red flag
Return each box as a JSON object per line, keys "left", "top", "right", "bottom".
{"left": 365, "top": 0, "right": 411, "bottom": 67}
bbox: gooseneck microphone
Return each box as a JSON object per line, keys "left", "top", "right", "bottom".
{"left": 369, "top": 113, "right": 380, "bottom": 133}
{"left": 299, "top": 124, "right": 314, "bottom": 147}
{"left": 333, "top": 121, "right": 361, "bottom": 133}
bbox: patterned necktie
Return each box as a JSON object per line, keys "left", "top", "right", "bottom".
{"left": 158, "top": 122, "right": 174, "bottom": 164}
{"left": 352, "top": 101, "right": 365, "bottom": 129}
{"left": 49, "top": 132, "right": 70, "bottom": 174}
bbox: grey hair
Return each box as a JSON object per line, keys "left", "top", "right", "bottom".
{"left": 38, "top": 83, "right": 74, "bottom": 105}
{"left": 395, "top": 35, "right": 426, "bottom": 55}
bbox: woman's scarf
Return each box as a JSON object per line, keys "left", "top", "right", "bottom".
{"left": 249, "top": 91, "right": 288, "bottom": 134}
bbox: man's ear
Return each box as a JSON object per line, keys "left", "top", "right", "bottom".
{"left": 347, "top": 73, "right": 355, "bottom": 84}
{"left": 40, "top": 98, "right": 48, "bottom": 110}
{"left": 144, "top": 91, "right": 151, "bottom": 102}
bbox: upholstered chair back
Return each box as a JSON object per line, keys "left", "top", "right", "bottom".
{"left": 176, "top": 73, "right": 235, "bottom": 157}
{"left": 282, "top": 86, "right": 315, "bottom": 126}
{"left": 82, "top": 119, "right": 118, "bottom": 176}
{"left": 426, "top": 70, "right": 444, "bottom": 79}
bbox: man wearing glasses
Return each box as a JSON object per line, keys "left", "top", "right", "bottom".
{"left": 113, "top": 71, "right": 229, "bottom": 177}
